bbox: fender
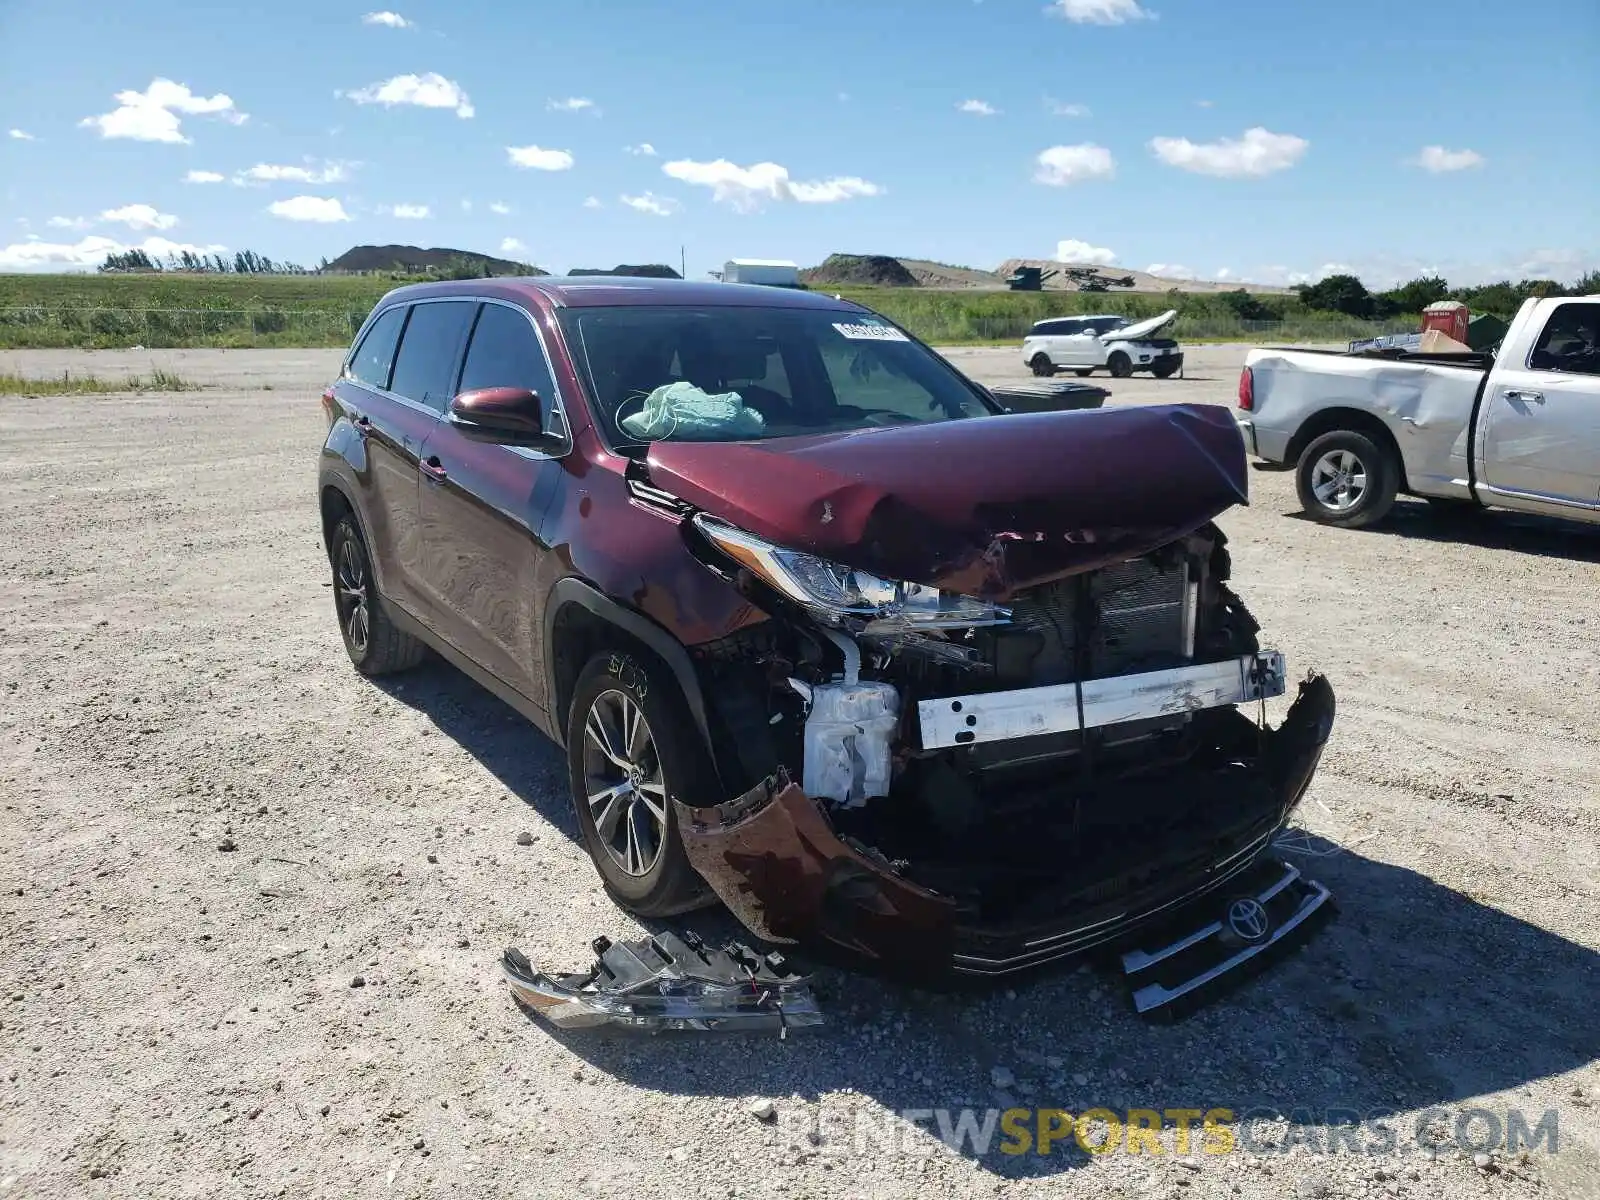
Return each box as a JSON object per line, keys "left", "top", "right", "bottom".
{"left": 541, "top": 577, "right": 717, "bottom": 763}
{"left": 317, "top": 453, "right": 388, "bottom": 592}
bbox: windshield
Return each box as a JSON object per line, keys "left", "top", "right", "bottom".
{"left": 556, "top": 305, "right": 996, "bottom": 445}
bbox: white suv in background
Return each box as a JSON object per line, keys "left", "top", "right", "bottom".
{"left": 1022, "top": 310, "right": 1183, "bottom": 379}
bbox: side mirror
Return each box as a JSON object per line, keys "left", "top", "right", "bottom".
{"left": 447, "top": 387, "right": 552, "bottom": 445}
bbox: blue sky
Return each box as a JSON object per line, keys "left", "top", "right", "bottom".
{"left": 1, "top": 0, "right": 1596, "bottom": 286}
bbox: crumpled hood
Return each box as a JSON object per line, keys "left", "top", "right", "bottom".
{"left": 645, "top": 404, "right": 1248, "bottom": 598}
{"left": 1109, "top": 309, "right": 1179, "bottom": 342}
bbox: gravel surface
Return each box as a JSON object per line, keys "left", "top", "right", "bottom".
{"left": 2, "top": 345, "right": 1598, "bottom": 1199}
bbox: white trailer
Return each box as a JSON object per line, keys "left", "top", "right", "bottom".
{"left": 722, "top": 258, "right": 800, "bottom": 287}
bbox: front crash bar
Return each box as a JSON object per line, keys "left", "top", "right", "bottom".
{"left": 918, "top": 651, "right": 1288, "bottom": 749}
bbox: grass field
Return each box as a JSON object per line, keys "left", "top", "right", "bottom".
{"left": 0, "top": 272, "right": 1410, "bottom": 349}
{"left": 0, "top": 368, "right": 198, "bottom": 395}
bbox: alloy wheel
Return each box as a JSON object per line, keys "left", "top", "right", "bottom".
{"left": 581, "top": 689, "right": 668, "bottom": 877}
{"left": 1310, "top": 449, "right": 1368, "bottom": 512}
{"left": 336, "top": 539, "right": 370, "bottom": 655}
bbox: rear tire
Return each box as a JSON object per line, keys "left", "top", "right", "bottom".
{"left": 328, "top": 516, "right": 426, "bottom": 675}
{"left": 565, "top": 652, "right": 714, "bottom": 917}
{"left": 1295, "top": 430, "right": 1400, "bottom": 528}
{"left": 1107, "top": 352, "right": 1133, "bottom": 379}
{"left": 1029, "top": 354, "right": 1056, "bottom": 378}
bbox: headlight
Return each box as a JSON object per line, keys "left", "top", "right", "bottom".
{"left": 693, "top": 514, "right": 1009, "bottom": 629}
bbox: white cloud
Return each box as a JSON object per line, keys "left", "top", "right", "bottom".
{"left": 1286, "top": 263, "right": 1354, "bottom": 285}
{"left": 547, "top": 97, "right": 596, "bottom": 113}
{"left": 1056, "top": 239, "right": 1117, "bottom": 265}
{"left": 620, "top": 191, "right": 679, "bottom": 216}
{"left": 1214, "top": 267, "right": 1235, "bottom": 281}
{"left": 500, "top": 237, "right": 528, "bottom": 255}
{"left": 488, "top": 201, "right": 511, "bottom": 215}
{"left": 958, "top": 99, "right": 998, "bottom": 116}
{"left": 1045, "top": 99, "right": 1090, "bottom": 117}
{"left": 1033, "top": 143, "right": 1115, "bottom": 186}
{"left": 582, "top": 196, "right": 602, "bottom": 209}
{"left": 1146, "top": 263, "right": 1194, "bottom": 279}
{"left": 1195, "top": 99, "right": 1215, "bottom": 108}
{"left": 345, "top": 73, "right": 473, "bottom": 119}
{"left": 235, "top": 161, "right": 349, "bottom": 185}
{"left": 0, "top": 234, "right": 226, "bottom": 271}
{"left": 460, "top": 199, "right": 472, "bottom": 212}
{"left": 80, "top": 78, "right": 247, "bottom": 143}
{"left": 8, "top": 129, "right": 35, "bottom": 140}
{"left": 506, "top": 145, "right": 574, "bottom": 171}
{"left": 1149, "top": 126, "right": 1308, "bottom": 177}
{"left": 1414, "top": 145, "right": 1484, "bottom": 173}
{"left": 662, "top": 158, "right": 881, "bottom": 210}
{"left": 184, "top": 170, "right": 225, "bottom": 184}
{"left": 267, "top": 196, "right": 351, "bottom": 222}
{"left": 47, "top": 216, "right": 90, "bottom": 230}
{"left": 362, "top": 10, "right": 412, "bottom": 27}
{"left": 1048, "top": 0, "right": 1154, "bottom": 24}
{"left": 385, "top": 203, "right": 430, "bottom": 219}
{"left": 101, "top": 203, "right": 178, "bottom": 231}
{"left": 624, "top": 143, "right": 657, "bottom": 156}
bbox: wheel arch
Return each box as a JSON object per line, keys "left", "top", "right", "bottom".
{"left": 1285, "top": 408, "right": 1411, "bottom": 492}
{"left": 543, "top": 578, "right": 718, "bottom": 776}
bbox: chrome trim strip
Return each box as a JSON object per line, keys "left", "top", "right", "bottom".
{"left": 1120, "top": 862, "right": 1300, "bottom": 972}
{"left": 1128, "top": 880, "right": 1332, "bottom": 1014}
{"left": 952, "top": 827, "right": 1276, "bottom": 972}
{"left": 919, "top": 652, "right": 1288, "bottom": 750}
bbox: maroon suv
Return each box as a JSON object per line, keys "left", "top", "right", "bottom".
{"left": 318, "top": 277, "right": 1337, "bottom": 1010}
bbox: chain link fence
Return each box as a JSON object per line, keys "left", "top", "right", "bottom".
{"left": 0, "top": 305, "right": 1414, "bottom": 351}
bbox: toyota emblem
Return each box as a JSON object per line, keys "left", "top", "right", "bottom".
{"left": 1226, "top": 897, "right": 1270, "bottom": 943}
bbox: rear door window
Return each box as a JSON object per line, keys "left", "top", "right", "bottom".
{"left": 389, "top": 300, "right": 476, "bottom": 412}
{"left": 345, "top": 306, "right": 405, "bottom": 390}
{"left": 1529, "top": 303, "right": 1600, "bottom": 376}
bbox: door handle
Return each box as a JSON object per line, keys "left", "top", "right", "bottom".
{"left": 420, "top": 455, "right": 448, "bottom": 482}
{"left": 1504, "top": 389, "right": 1545, "bottom": 404}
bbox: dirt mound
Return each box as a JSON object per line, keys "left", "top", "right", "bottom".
{"left": 801, "top": 254, "right": 920, "bottom": 288}
{"left": 994, "top": 258, "right": 1292, "bottom": 296}
{"left": 897, "top": 258, "right": 1004, "bottom": 288}
{"left": 566, "top": 264, "right": 681, "bottom": 279}
{"left": 324, "top": 244, "right": 542, "bottom": 276}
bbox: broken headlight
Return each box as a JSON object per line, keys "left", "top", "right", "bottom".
{"left": 693, "top": 514, "right": 1009, "bottom": 629}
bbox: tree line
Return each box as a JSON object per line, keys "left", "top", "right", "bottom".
{"left": 1215, "top": 270, "right": 1600, "bottom": 323}
{"left": 98, "top": 249, "right": 330, "bottom": 275}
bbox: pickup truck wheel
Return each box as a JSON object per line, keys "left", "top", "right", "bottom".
{"left": 566, "top": 653, "right": 714, "bottom": 917}
{"left": 1107, "top": 351, "right": 1133, "bottom": 378}
{"left": 1029, "top": 354, "right": 1056, "bottom": 377}
{"left": 328, "top": 516, "right": 426, "bottom": 675}
{"left": 1295, "top": 431, "right": 1399, "bottom": 528}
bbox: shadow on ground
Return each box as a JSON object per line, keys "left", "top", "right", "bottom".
{"left": 1283, "top": 499, "right": 1600, "bottom": 563}
{"left": 378, "top": 657, "right": 1600, "bottom": 1181}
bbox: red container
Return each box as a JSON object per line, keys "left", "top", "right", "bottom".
{"left": 1421, "top": 301, "right": 1469, "bottom": 342}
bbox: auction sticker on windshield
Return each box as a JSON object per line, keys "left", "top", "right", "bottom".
{"left": 833, "top": 322, "right": 910, "bottom": 342}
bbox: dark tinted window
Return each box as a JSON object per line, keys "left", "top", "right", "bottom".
{"left": 458, "top": 303, "right": 559, "bottom": 400}
{"left": 1529, "top": 303, "right": 1600, "bottom": 376}
{"left": 346, "top": 306, "right": 405, "bottom": 389}
{"left": 558, "top": 305, "right": 994, "bottom": 446}
{"left": 389, "top": 301, "right": 476, "bottom": 411}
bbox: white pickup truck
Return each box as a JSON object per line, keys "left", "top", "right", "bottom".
{"left": 1236, "top": 295, "right": 1600, "bottom": 527}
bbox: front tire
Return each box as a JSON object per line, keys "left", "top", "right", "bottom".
{"left": 1029, "top": 354, "right": 1056, "bottom": 378}
{"left": 1074, "top": 368, "right": 1094, "bottom": 377}
{"left": 566, "top": 653, "right": 713, "bottom": 917}
{"left": 1295, "top": 430, "right": 1400, "bottom": 528}
{"left": 328, "top": 516, "right": 426, "bottom": 675}
{"left": 1107, "top": 351, "right": 1133, "bottom": 379}
{"left": 1151, "top": 362, "right": 1178, "bottom": 379}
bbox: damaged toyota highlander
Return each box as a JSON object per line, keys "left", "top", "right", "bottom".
{"left": 317, "top": 277, "right": 1337, "bottom": 1016}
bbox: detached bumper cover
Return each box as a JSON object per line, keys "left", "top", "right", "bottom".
{"left": 502, "top": 931, "right": 824, "bottom": 1034}
{"left": 678, "top": 674, "right": 1337, "bottom": 984}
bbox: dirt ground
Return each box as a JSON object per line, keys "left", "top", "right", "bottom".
{"left": 2, "top": 344, "right": 1597, "bottom": 1200}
